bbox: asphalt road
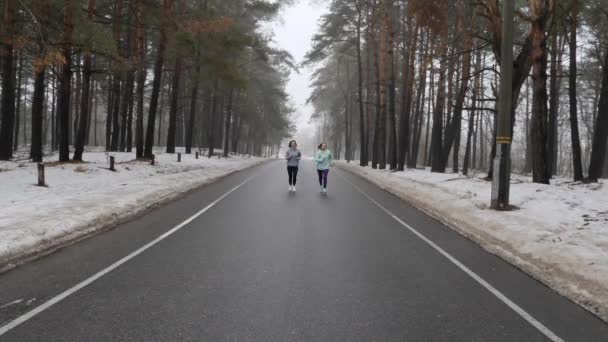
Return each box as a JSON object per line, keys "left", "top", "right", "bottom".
{"left": 1, "top": 160, "right": 607, "bottom": 341}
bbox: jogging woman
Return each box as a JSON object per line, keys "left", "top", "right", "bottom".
{"left": 285, "top": 140, "right": 302, "bottom": 192}
{"left": 315, "top": 143, "right": 332, "bottom": 194}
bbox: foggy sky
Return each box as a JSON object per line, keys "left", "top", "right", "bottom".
{"left": 267, "top": 0, "right": 328, "bottom": 155}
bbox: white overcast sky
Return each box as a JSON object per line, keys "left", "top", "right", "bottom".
{"left": 266, "top": 0, "right": 328, "bottom": 135}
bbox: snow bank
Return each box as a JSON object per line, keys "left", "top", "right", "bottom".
{"left": 337, "top": 161, "right": 608, "bottom": 322}
{"left": 0, "top": 149, "right": 265, "bottom": 270}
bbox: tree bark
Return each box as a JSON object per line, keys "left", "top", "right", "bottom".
{"left": 223, "top": 89, "right": 234, "bottom": 157}
{"left": 431, "top": 56, "right": 447, "bottom": 173}
{"left": 74, "top": 0, "right": 96, "bottom": 161}
{"left": 144, "top": 0, "right": 172, "bottom": 158}
{"left": 530, "top": 7, "right": 551, "bottom": 184}
{"left": 0, "top": 0, "right": 17, "bottom": 160}
{"left": 120, "top": 10, "right": 135, "bottom": 152}
{"left": 105, "top": 71, "right": 113, "bottom": 150}
{"left": 166, "top": 57, "right": 182, "bottom": 153}
{"left": 208, "top": 79, "right": 219, "bottom": 158}
{"left": 186, "top": 62, "right": 200, "bottom": 154}
{"left": 464, "top": 49, "right": 482, "bottom": 176}
{"left": 30, "top": 64, "right": 46, "bottom": 162}
{"left": 57, "top": 0, "right": 75, "bottom": 162}
{"left": 409, "top": 29, "right": 428, "bottom": 168}
{"left": 135, "top": 0, "right": 146, "bottom": 158}
{"left": 386, "top": 13, "right": 397, "bottom": 170}
{"left": 14, "top": 54, "right": 23, "bottom": 152}
{"left": 356, "top": 6, "right": 367, "bottom": 166}
{"left": 398, "top": 22, "right": 418, "bottom": 171}
{"left": 110, "top": 0, "right": 124, "bottom": 151}
{"left": 440, "top": 1, "right": 473, "bottom": 172}
{"left": 73, "top": 57, "right": 82, "bottom": 145}
{"left": 547, "top": 27, "right": 559, "bottom": 176}
{"left": 588, "top": 48, "right": 608, "bottom": 181}
{"left": 376, "top": 13, "right": 388, "bottom": 170}
{"left": 568, "top": 0, "right": 584, "bottom": 181}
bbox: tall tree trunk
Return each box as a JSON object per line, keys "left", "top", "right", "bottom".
{"left": 464, "top": 48, "right": 482, "bottom": 176}
{"left": 208, "top": 79, "right": 219, "bottom": 158}
{"left": 440, "top": 0, "right": 473, "bottom": 172}
{"left": 366, "top": 7, "right": 375, "bottom": 165}
{"left": 73, "top": 57, "right": 82, "bottom": 145}
{"left": 398, "top": 22, "right": 418, "bottom": 171}
{"left": 135, "top": 0, "right": 146, "bottom": 158}
{"left": 376, "top": 13, "right": 388, "bottom": 170}
{"left": 569, "top": 0, "right": 584, "bottom": 181}
{"left": 223, "top": 88, "right": 234, "bottom": 157}
{"left": 110, "top": 0, "right": 124, "bottom": 151}
{"left": 386, "top": 14, "right": 397, "bottom": 170}
{"left": 105, "top": 72, "right": 113, "bottom": 150}
{"left": 231, "top": 91, "right": 243, "bottom": 154}
{"left": 157, "top": 81, "right": 166, "bottom": 145}
{"left": 588, "top": 47, "right": 608, "bottom": 181}
{"left": 530, "top": 7, "right": 551, "bottom": 184}
{"left": 126, "top": 75, "right": 135, "bottom": 152}
{"left": 120, "top": 14, "right": 135, "bottom": 152}
{"left": 166, "top": 57, "right": 182, "bottom": 153}
{"left": 86, "top": 77, "right": 94, "bottom": 145}
{"left": 74, "top": 0, "right": 96, "bottom": 161}
{"left": 371, "top": 18, "right": 381, "bottom": 169}
{"left": 424, "top": 56, "right": 434, "bottom": 167}
{"left": 0, "top": 0, "right": 17, "bottom": 160}
{"left": 356, "top": 7, "right": 367, "bottom": 166}
{"left": 31, "top": 62, "right": 46, "bottom": 162}
{"left": 185, "top": 61, "right": 200, "bottom": 154}
{"left": 51, "top": 72, "right": 57, "bottom": 150}
{"left": 14, "top": 54, "right": 23, "bottom": 151}
{"left": 93, "top": 81, "right": 98, "bottom": 146}
{"left": 524, "top": 79, "right": 532, "bottom": 173}
{"left": 431, "top": 56, "right": 447, "bottom": 172}
{"left": 144, "top": 0, "right": 172, "bottom": 158}
{"left": 30, "top": 39, "right": 48, "bottom": 164}
{"left": 478, "top": 54, "right": 486, "bottom": 170}
{"left": 409, "top": 29, "right": 428, "bottom": 168}
{"left": 22, "top": 72, "right": 29, "bottom": 147}
{"left": 58, "top": 0, "right": 75, "bottom": 162}
{"left": 547, "top": 28, "right": 559, "bottom": 176}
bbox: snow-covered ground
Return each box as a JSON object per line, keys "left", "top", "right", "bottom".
{"left": 0, "top": 148, "right": 266, "bottom": 270}
{"left": 337, "top": 161, "right": 608, "bottom": 321}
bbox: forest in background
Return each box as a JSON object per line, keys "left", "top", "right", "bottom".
{"left": 0, "top": 0, "right": 296, "bottom": 163}
{"left": 305, "top": 0, "right": 608, "bottom": 184}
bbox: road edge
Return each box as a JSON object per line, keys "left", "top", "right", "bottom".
{"left": 337, "top": 163, "right": 608, "bottom": 323}
{"left": 0, "top": 159, "right": 271, "bottom": 274}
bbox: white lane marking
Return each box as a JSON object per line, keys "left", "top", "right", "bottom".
{"left": 338, "top": 172, "right": 565, "bottom": 342}
{"left": 0, "top": 175, "right": 256, "bottom": 336}
{"left": 0, "top": 300, "right": 23, "bottom": 309}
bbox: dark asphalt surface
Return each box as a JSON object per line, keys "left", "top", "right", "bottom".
{"left": 1, "top": 160, "right": 607, "bottom": 341}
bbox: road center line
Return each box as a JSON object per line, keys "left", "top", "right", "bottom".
{"left": 0, "top": 174, "right": 256, "bottom": 337}
{"left": 338, "top": 171, "right": 564, "bottom": 342}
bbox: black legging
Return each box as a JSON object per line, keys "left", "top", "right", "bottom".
{"left": 287, "top": 166, "right": 299, "bottom": 185}
{"left": 317, "top": 169, "right": 329, "bottom": 188}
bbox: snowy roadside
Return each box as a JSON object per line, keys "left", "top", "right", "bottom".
{"left": 337, "top": 161, "right": 608, "bottom": 322}
{"left": 0, "top": 149, "right": 266, "bottom": 270}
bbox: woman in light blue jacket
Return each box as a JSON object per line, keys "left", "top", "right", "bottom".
{"left": 315, "top": 143, "right": 332, "bottom": 194}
